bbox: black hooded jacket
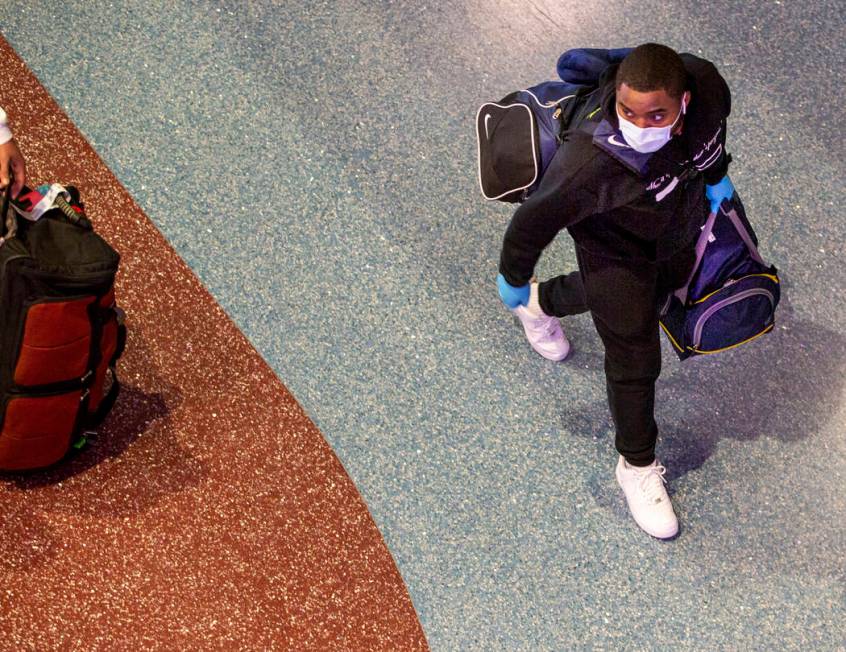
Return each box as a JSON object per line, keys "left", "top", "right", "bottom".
{"left": 499, "top": 53, "right": 731, "bottom": 286}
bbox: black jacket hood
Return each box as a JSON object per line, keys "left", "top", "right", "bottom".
{"left": 599, "top": 63, "right": 621, "bottom": 128}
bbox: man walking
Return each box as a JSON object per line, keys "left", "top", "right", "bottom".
{"left": 497, "top": 44, "right": 735, "bottom": 538}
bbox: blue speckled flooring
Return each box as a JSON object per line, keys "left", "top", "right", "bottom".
{"left": 2, "top": 1, "right": 844, "bottom": 649}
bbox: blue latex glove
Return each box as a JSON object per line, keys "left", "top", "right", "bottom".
{"left": 705, "top": 175, "right": 735, "bottom": 213}
{"left": 497, "top": 273, "right": 530, "bottom": 309}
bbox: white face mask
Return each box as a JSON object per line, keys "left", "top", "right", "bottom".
{"left": 617, "top": 97, "right": 686, "bottom": 153}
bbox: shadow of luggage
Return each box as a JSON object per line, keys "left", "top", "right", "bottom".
{"left": 0, "top": 325, "right": 210, "bottom": 570}
{"left": 0, "top": 329, "right": 208, "bottom": 519}
{"left": 656, "top": 301, "right": 845, "bottom": 481}
{"left": 4, "top": 385, "right": 171, "bottom": 489}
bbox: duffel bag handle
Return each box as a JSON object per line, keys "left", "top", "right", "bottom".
{"left": 674, "top": 197, "right": 767, "bottom": 306}
{"left": 674, "top": 208, "right": 719, "bottom": 305}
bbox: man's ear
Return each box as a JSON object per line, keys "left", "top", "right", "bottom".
{"left": 683, "top": 90, "right": 692, "bottom": 110}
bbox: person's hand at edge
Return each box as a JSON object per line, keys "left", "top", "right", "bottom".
{"left": 705, "top": 175, "right": 734, "bottom": 214}
{"left": 0, "top": 139, "right": 26, "bottom": 199}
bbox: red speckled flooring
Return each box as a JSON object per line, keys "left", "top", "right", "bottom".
{"left": 0, "top": 36, "right": 427, "bottom": 651}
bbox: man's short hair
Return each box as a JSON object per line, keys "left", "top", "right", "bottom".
{"left": 616, "top": 43, "right": 687, "bottom": 99}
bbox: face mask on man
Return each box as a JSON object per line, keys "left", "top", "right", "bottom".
{"left": 617, "top": 97, "right": 686, "bottom": 153}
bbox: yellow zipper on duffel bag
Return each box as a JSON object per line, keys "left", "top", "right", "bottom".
{"left": 690, "top": 323, "right": 775, "bottom": 355}
{"left": 658, "top": 320, "right": 686, "bottom": 354}
{"left": 691, "top": 272, "right": 779, "bottom": 305}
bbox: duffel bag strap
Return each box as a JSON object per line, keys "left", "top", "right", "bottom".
{"left": 673, "top": 199, "right": 768, "bottom": 306}
{"left": 674, "top": 207, "right": 719, "bottom": 305}
{"left": 724, "top": 207, "right": 766, "bottom": 266}
{"left": 0, "top": 176, "right": 11, "bottom": 240}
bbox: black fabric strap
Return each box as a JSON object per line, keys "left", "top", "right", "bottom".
{"left": 114, "top": 322, "right": 127, "bottom": 362}
{"left": 88, "top": 366, "right": 120, "bottom": 428}
{"left": 88, "top": 317, "right": 126, "bottom": 428}
{"left": 1, "top": 176, "right": 10, "bottom": 239}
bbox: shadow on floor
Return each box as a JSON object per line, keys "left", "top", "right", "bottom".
{"left": 659, "top": 303, "right": 844, "bottom": 480}
{"left": 0, "top": 332, "right": 209, "bottom": 571}
{"left": 5, "top": 385, "right": 171, "bottom": 490}
{"left": 566, "top": 294, "right": 844, "bottom": 484}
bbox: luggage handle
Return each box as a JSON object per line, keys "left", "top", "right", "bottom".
{"left": 52, "top": 194, "right": 93, "bottom": 230}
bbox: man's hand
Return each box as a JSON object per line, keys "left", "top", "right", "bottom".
{"left": 705, "top": 175, "right": 734, "bottom": 214}
{"left": 497, "top": 273, "right": 530, "bottom": 309}
{"left": 0, "top": 139, "right": 26, "bottom": 198}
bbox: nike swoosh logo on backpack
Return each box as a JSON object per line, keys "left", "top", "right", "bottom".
{"left": 484, "top": 113, "right": 492, "bottom": 139}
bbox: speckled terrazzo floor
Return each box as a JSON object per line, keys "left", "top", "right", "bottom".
{"left": 1, "top": 1, "right": 845, "bottom": 650}
{"left": 0, "top": 39, "right": 426, "bottom": 651}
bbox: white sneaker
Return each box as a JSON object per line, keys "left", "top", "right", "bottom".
{"left": 512, "top": 283, "right": 570, "bottom": 361}
{"left": 615, "top": 456, "right": 679, "bottom": 539}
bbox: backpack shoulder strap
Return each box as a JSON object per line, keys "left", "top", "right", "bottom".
{"left": 557, "top": 87, "right": 603, "bottom": 142}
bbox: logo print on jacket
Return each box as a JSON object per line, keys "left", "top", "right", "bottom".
{"left": 607, "top": 134, "right": 629, "bottom": 148}
{"left": 647, "top": 174, "right": 671, "bottom": 191}
{"left": 646, "top": 174, "right": 678, "bottom": 202}
{"left": 692, "top": 126, "right": 722, "bottom": 170}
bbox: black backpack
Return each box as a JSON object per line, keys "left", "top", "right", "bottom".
{"left": 475, "top": 81, "right": 593, "bottom": 202}
{"left": 0, "top": 183, "right": 125, "bottom": 471}
{"left": 475, "top": 48, "right": 631, "bottom": 203}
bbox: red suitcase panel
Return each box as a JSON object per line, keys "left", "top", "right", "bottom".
{"left": 14, "top": 297, "right": 95, "bottom": 386}
{"left": 0, "top": 391, "right": 83, "bottom": 470}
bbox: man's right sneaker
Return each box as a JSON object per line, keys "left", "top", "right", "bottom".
{"left": 615, "top": 455, "right": 679, "bottom": 539}
{"left": 512, "top": 283, "right": 570, "bottom": 361}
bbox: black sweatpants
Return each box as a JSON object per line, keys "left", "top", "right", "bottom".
{"left": 538, "top": 245, "right": 696, "bottom": 466}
